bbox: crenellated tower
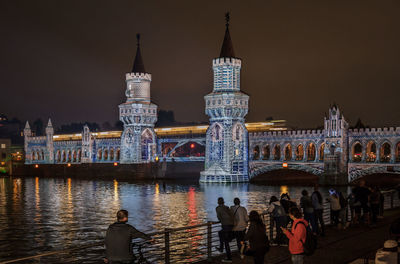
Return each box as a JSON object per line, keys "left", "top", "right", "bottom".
{"left": 323, "top": 104, "right": 349, "bottom": 178}
{"left": 24, "top": 121, "right": 32, "bottom": 163}
{"left": 200, "top": 13, "right": 250, "bottom": 183}
{"left": 119, "top": 34, "right": 158, "bottom": 163}
{"left": 45, "top": 119, "right": 54, "bottom": 163}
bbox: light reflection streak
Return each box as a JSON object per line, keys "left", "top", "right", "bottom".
{"left": 186, "top": 187, "right": 200, "bottom": 260}
{"left": 113, "top": 179, "right": 119, "bottom": 202}
{"left": 67, "top": 178, "right": 72, "bottom": 202}
{"left": 280, "top": 185, "right": 289, "bottom": 196}
{"left": 12, "top": 178, "right": 21, "bottom": 211}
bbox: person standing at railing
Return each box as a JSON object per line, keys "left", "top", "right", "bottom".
{"left": 230, "top": 197, "right": 249, "bottom": 251}
{"left": 353, "top": 180, "right": 371, "bottom": 226}
{"left": 281, "top": 207, "right": 307, "bottom": 264}
{"left": 280, "top": 193, "right": 297, "bottom": 226}
{"left": 370, "top": 186, "right": 381, "bottom": 226}
{"left": 104, "top": 209, "right": 154, "bottom": 264}
{"left": 215, "top": 197, "right": 234, "bottom": 263}
{"left": 266, "top": 196, "right": 288, "bottom": 246}
{"left": 327, "top": 189, "right": 341, "bottom": 227}
{"left": 311, "top": 184, "right": 325, "bottom": 237}
{"left": 242, "top": 210, "right": 270, "bottom": 264}
{"left": 300, "top": 190, "right": 317, "bottom": 234}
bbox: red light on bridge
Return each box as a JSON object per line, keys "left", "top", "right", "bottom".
{"left": 113, "top": 162, "right": 118, "bottom": 166}
{"left": 34, "top": 164, "right": 39, "bottom": 168}
{"left": 67, "top": 163, "right": 71, "bottom": 167}
{"left": 190, "top": 143, "right": 195, "bottom": 149}
{"left": 282, "top": 163, "right": 288, "bottom": 168}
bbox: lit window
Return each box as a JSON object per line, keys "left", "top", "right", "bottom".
{"left": 0, "top": 144, "right": 5, "bottom": 149}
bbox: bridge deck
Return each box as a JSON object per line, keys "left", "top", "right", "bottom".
{"left": 199, "top": 208, "right": 400, "bottom": 264}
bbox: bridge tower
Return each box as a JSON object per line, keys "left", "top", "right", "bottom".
{"left": 119, "top": 34, "right": 158, "bottom": 164}
{"left": 200, "top": 13, "right": 250, "bottom": 183}
{"left": 322, "top": 104, "right": 349, "bottom": 183}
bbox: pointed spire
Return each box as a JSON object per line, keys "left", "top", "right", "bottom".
{"left": 47, "top": 118, "right": 52, "bottom": 127}
{"left": 132, "top": 33, "right": 146, "bottom": 74}
{"left": 25, "top": 121, "right": 30, "bottom": 129}
{"left": 219, "top": 12, "right": 235, "bottom": 58}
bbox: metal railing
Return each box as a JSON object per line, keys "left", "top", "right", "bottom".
{"left": 2, "top": 189, "right": 400, "bottom": 264}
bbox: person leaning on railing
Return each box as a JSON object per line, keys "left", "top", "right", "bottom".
{"left": 104, "top": 209, "right": 154, "bottom": 264}
{"left": 215, "top": 197, "right": 234, "bottom": 263}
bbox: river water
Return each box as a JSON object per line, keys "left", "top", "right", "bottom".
{"left": 0, "top": 176, "right": 349, "bottom": 263}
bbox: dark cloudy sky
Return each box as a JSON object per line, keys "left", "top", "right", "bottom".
{"left": 1, "top": 0, "right": 400, "bottom": 129}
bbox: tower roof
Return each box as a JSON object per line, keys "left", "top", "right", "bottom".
{"left": 132, "top": 34, "right": 146, "bottom": 74}
{"left": 47, "top": 118, "right": 52, "bottom": 127}
{"left": 219, "top": 12, "right": 235, "bottom": 58}
{"left": 24, "top": 121, "right": 30, "bottom": 129}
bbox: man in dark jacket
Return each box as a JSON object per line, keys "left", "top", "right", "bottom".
{"left": 216, "top": 197, "right": 234, "bottom": 263}
{"left": 105, "top": 210, "right": 153, "bottom": 264}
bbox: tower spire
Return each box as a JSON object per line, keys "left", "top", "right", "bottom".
{"left": 132, "top": 33, "right": 146, "bottom": 73}
{"left": 219, "top": 12, "right": 235, "bottom": 58}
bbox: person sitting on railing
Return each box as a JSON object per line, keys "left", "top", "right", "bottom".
{"left": 215, "top": 197, "right": 234, "bottom": 263}
{"left": 242, "top": 210, "right": 270, "bottom": 264}
{"left": 266, "top": 196, "right": 288, "bottom": 246}
{"left": 105, "top": 209, "right": 154, "bottom": 264}
{"left": 230, "top": 197, "right": 249, "bottom": 252}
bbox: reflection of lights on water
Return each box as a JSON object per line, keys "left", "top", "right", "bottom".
{"left": 280, "top": 185, "right": 289, "bottom": 195}
{"left": 155, "top": 183, "right": 159, "bottom": 195}
{"left": 67, "top": 178, "right": 72, "bottom": 201}
{"left": 187, "top": 186, "right": 200, "bottom": 258}
{"left": 114, "top": 179, "right": 119, "bottom": 201}
{"left": 35, "top": 177, "right": 40, "bottom": 207}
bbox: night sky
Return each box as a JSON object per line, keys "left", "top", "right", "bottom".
{"left": 2, "top": 0, "right": 400, "bottom": 129}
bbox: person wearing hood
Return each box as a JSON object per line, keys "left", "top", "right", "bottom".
{"left": 282, "top": 207, "right": 308, "bottom": 264}
{"left": 267, "top": 196, "right": 288, "bottom": 245}
{"left": 105, "top": 209, "right": 153, "bottom": 264}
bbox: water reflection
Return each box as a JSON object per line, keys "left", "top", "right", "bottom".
{"left": 0, "top": 177, "right": 349, "bottom": 263}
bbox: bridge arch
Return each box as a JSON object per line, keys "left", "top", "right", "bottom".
{"left": 262, "top": 145, "right": 270, "bottom": 160}
{"left": 351, "top": 141, "right": 362, "bottom": 162}
{"left": 366, "top": 141, "right": 377, "bottom": 162}
{"left": 306, "top": 142, "right": 316, "bottom": 161}
{"left": 97, "top": 149, "right": 103, "bottom": 161}
{"left": 396, "top": 142, "right": 400, "bottom": 162}
{"left": 284, "top": 144, "right": 292, "bottom": 161}
{"left": 295, "top": 144, "right": 304, "bottom": 161}
{"left": 273, "top": 144, "right": 281, "bottom": 160}
{"left": 250, "top": 163, "right": 324, "bottom": 180}
{"left": 380, "top": 141, "right": 391, "bottom": 163}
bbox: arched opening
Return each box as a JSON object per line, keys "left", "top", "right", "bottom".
{"left": 56, "top": 150, "right": 61, "bottom": 163}
{"left": 262, "top": 145, "right": 270, "bottom": 160}
{"left": 352, "top": 142, "right": 362, "bottom": 162}
{"left": 366, "top": 141, "right": 377, "bottom": 162}
{"left": 32, "top": 151, "right": 36, "bottom": 161}
{"left": 307, "top": 143, "right": 316, "bottom": 161}
{"left": 104, "top": 149, "right": 109, "bottom": 161}
{"left": 396, "top": 142, "right": 400, "bottom": 163}
{"left": 330, "top": 144, "right": 335, "bottom": 155}
{"left": 67, "top": 151, "right": 71, "bottom": 162}
{"left": 110, "top": 148, "right": 114, "bottom": 161}
{"left": 170, "top": 142, "right": 205, "bottom": 158}
{"left": 284, "top": 144, "right": 292, "bottom": 161}
{"left": 380, "top": 142, "right": 391, "bottom": 163}
{"left": 319, "top": 143, "right": 325, "bottom": 161}
{"left": 212, "top": 123, "right": 223, "bottom": 141}
{"left": 72, "top": 151, "right": 77, "bottom": 162}
{"left": 62, "top": 151, "right": 66, "bottom": 162}
{"left": 273, "top": 145, "right": 281, "bottom": 160}
{"left": 141, "top": 129, "right": 154, "bottom": 161}
{"left": 253, "top": 146, "right": 260, "bottom": 160}
{"left": 116, "top": 148, "right": 120, "bottom": 161}
{"left": 295, "top": 144, "right": 304, "bottom": 161}
{"left": 77, "top": 149, "right": 81, "bottom": 162}
{"left": 41, "top": 151, "right": 44, "bottom": 160}
{"left": 233, "top": 123, "right": 244, "bottom": 141}
{"left": 97, "top": 149, "right": 102, "bottom": 161}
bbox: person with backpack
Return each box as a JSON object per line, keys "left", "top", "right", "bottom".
{"left": 242, "top": 210, "right": 270, "bottom": 264}
{"left": 300, "top": 190, "right": 317, "bottom": 234}
{"left": 311, "top": 184, "right": 325, "bottom": 236}
{"left": 230, "top": 197, "right": 249, "bottom": 251}
{"left": 215, "top": 197, "right": 234, "bottom": 263}
{"left": 281, "top": 207, "right": 309, "bottom": 264}
{"left": 267, "top": 196, "right": 288, "bottom": 245}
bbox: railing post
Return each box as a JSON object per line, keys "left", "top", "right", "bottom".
{"left": 164, "top": 228, "right": 170, "bottom": 264}
{"left": 207, "top": 221, "right": 212, "bottom": 261}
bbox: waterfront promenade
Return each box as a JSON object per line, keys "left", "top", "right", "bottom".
{"left": 201, "top": 208, "right": 400, "bottom": 264}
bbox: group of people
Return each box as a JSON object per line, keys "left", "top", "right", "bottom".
{"left": 104, "top": 180, "right": 384, "bottom": 264}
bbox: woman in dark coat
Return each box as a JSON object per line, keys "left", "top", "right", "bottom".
{"left": 243, "top": 210, "right": 270, "bottom": 264}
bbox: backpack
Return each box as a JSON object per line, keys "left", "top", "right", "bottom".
{"left": 272, "top": 203, "right": 286, "bottom": 218}
{"left": 294, "top": 221, "right": 317, "bottom": 256}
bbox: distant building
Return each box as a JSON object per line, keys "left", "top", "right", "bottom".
{"left": 0, "top": 138, "right": 11, "bottom": 174}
